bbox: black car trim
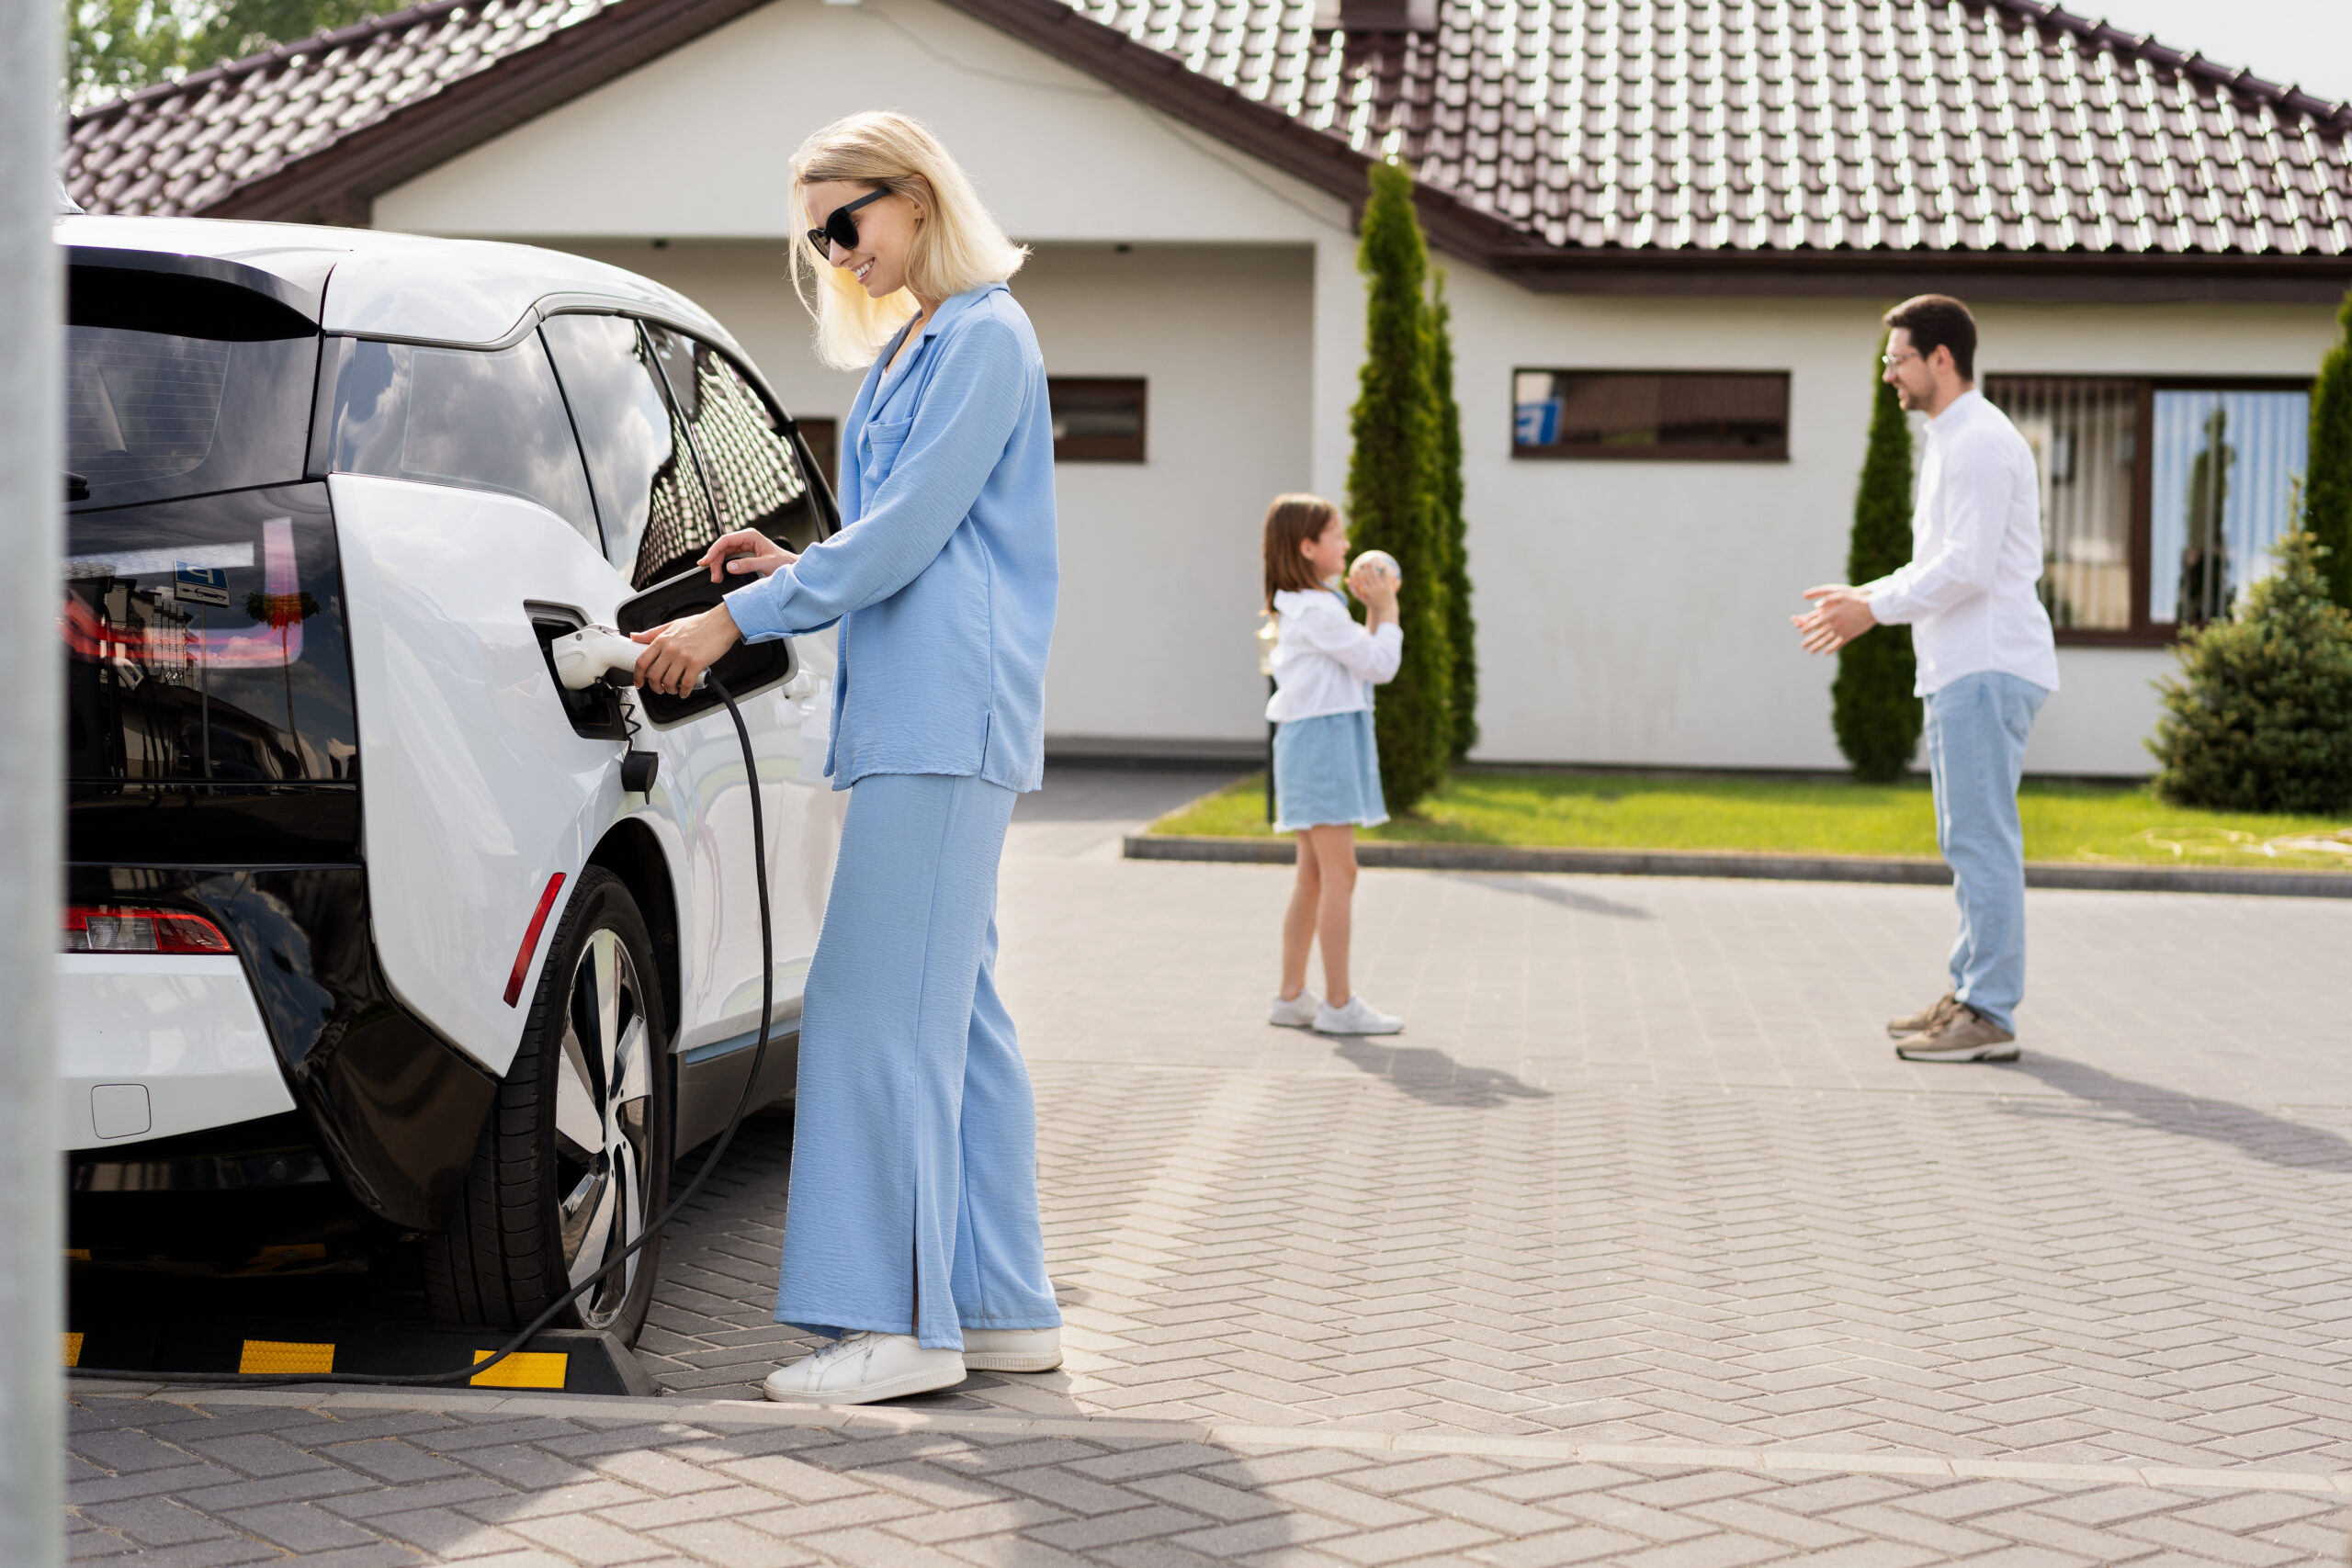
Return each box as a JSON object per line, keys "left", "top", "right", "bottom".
{"left": 67, "top": 784, "right": 361, "bottom": 863}
{"left": 65, "top": 246, "right": 325, "bottom": 323}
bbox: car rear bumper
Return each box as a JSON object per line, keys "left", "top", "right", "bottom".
{"left": 57, "top": 953, "right": 298, "bottom": 1150}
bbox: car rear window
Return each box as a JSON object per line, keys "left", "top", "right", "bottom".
{"left": 327, "top": 336, "right": 599, "bottom": 546}
{"left": 66, "top": 267, "right": 318, "bottom": 512}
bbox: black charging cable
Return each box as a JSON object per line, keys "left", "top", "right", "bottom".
{"left": 71, "top": 672, "right": 775, "bottom": 1389}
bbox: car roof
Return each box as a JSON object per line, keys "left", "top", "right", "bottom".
{"left": 55, "top": 214, "right": 740, "bottom": 354}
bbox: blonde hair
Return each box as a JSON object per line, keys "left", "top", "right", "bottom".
{"left": 788, "top": 111, "right": 1028, "bottom": 370}
{"left": 1262, "top": 493, "right": 1339, "bottom": 608}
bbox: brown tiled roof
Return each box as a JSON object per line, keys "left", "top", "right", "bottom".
{"left": 64, "top": 0, "right": 612, "bottom": 219}
{"left": 62, "top": 0, "right": 2352, "bottom": 288}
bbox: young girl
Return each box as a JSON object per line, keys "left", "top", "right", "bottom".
{"left": 1261, "top": 494, "right": 1405, "bottom": 1036}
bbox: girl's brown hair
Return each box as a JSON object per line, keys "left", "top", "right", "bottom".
{"left": 1262, "top": 493, "right": 1338, "bottom": 607}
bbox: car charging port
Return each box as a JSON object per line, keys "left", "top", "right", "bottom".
{"left": 531, "top": 615, "right": 629, "bottom": 742}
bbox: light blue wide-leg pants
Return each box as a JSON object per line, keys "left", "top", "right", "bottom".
{"left": 1923, "top": 671, "right": 2049, "bottom": 1034}
{"left": 774, "top": 772, "right": 1061, "bottom": 1350}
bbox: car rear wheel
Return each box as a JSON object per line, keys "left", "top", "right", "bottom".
{"left": 424, "top": 868, "right": 671, "bottom": 1343}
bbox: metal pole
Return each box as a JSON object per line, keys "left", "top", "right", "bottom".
{"left": 1, "top": 0, "right": 65, "bottom": 1553}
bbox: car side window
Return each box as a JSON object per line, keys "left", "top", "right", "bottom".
{"left": 327, "top": 336, "right": 598, "bottom": 545}
{"left": 540, "top": 314, "right": 714, "bottom": 586}
{"left": 645, "top": 325, "right": 823, "bottom": 556}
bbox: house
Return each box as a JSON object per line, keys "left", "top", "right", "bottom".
{"left": 63, "top": 0, "right": 2352, "bottom": 776}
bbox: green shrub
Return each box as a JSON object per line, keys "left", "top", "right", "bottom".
{"left": 1430, "top": 270, "right": 1476, "bottom": 765}
{"left": 2306, "top": 289, "right": 2352, "bottom": 613}
{"left": 1345, "top": 162, "right": 1451, "bottom": 813}
{"left": 2149, "top": 530, "right": 2352, "bottom": 813}
{"left": 1830, "top": 333, "right": 1921, "bottom": 783}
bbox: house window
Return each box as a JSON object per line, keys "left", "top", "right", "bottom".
{"left": 1512, "top": 369, "right": 1789, "bottom": 461}
{"left": 1984, "top": 377, "right": 2311, "bottom": 639}
{"left": 1048, "top": 378, "right": 1146, "bottom": 462}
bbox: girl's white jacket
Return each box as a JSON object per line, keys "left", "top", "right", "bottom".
{"left": 1264, "top": 587, "right": 1404, "bottom": 723}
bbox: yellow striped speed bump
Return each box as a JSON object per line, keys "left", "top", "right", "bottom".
{"left": 469, "top": 1349, "right": 570, "bottom": 1389}
{"left": 61, "top": 1324, "right": 637, "bottom": 1393}
{"left": 238, "top": 1339, "right": 335, "bottom": 1375}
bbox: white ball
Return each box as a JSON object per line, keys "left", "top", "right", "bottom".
{"left": 1349, "top": 549, "right": 1400, "bottom": 590}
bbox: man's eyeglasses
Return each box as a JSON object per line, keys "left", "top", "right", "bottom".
{"left": 807, "top": 188, "right": 890, "bottom": 258}
{"left": 1881, "top": 350, "right": 1922, "bottom": 368}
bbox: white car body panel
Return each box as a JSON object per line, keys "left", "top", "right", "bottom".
{"left": 56, "top": 953, "right": 297, "bottom": 1149}
{"left": 331, "top": 472, "right": 820, "bottom": 1078}
{"left": 332, "top": 473, "right": 632, "bottom": 1076}
{"left": 667, "top": 647, "right": 835, "bottom": 1056}
{"left": 54, "top": 215, "right": 733, "bottom": 351}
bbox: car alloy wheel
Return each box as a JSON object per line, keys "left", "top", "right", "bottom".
{"left": 554, "top": 927, "right": 656, "bottom": 1329}
{"left": 425, "top": 867, "right": 671, "bottom": 1342}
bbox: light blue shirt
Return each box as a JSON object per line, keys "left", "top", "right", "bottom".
{"left": 725, "top": 282, "right": 1058, "bottom": 792}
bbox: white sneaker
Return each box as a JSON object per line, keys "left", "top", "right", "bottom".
{"left": 961, "top": 1326, "right": 1062, "bottom": 1371}
{"left": 1268, "top": 990, "right": 1321, "bottom": 1028}
{"left": 1313, "top": 995, "right": 1402, "bottom": 1035}
{"left": 762, "top": 1332, "right": 966, "bottom": 1404}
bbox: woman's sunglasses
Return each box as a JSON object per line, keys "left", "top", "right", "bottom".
{"left": 807, "top": 187, "right": 889, "bottom": 257}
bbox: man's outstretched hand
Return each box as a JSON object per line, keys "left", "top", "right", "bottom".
{"left": 1792, "top": 584, "right": 1877, "bottom": 655}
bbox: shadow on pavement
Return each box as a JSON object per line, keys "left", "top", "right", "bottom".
{"left": 1443, "top": 873, "right": 1652, "bottom": 919}
{"left": 1997, "top": 1054, "right": 2352, "bottom": 1173}
{"left": 1331, "top": 1039, "right": 1554, "bottom": 1109}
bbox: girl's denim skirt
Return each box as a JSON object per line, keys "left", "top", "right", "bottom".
{"left": 1272, "top": 708, "right": 1388, "bottom": 833}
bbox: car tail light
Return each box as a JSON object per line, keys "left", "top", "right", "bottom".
{"left": 62, "top": 905, "right": 234, "bottom": 954}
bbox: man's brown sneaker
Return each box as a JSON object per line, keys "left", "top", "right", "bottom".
{"left": 1886, "top": 990, "right": 1959, "bottom": 1040}
{"left": 1895, "top": 1006, "right": 2018, "bottom": 1063}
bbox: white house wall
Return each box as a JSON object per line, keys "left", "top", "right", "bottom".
{"left": 370, "top": 0, "right": 1350, "bottom": 248}
{"left": 1444, "top": 277, "right": 2340, "bottom": 774}
{"left": 375, "top": 0, "right": 2344, "bottom": 776}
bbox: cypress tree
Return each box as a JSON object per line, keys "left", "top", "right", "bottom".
{"left": 2305, "top": 288, "right": 2352, "bottom": 613}
{"left": 1830, "top": 333, "right": 1922, "bottom": 782}
{"left": 1345, "top": 161, "right": 1451, "bottom": 813}
{"left": 1430, "top": 269, "right": 1476, "bottom": 765}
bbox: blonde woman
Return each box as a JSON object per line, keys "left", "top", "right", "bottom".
{"left": 630, "top": 111, "right": 1060, "bottom": 1404}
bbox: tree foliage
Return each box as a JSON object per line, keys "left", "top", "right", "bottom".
{"left": 1830, "top": 333, "right": 1922, "bottom": 782}
{"left": 1344, "top": 161, "right": 1451, "bottom": 814}
{"left": 66, "top": 0, "right": 403, "bottom": 111}
{"left": 1428, "top": 269, "right": 1476, "bottom": 766}
{"left": 2149, "top": 530, "right": 2352, "bottom": 814}
{"left": 2305, "top": 288, "right": 2352, "bottom": 613}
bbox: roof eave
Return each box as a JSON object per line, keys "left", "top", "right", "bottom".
{"left": 1491, "top": 246, "right": 2352, "bottom": 304}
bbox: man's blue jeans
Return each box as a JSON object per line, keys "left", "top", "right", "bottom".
{"left": 1923, "top": 671, "right": 2049, "bottom": 1033}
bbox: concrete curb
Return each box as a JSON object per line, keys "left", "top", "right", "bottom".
{"left": 66, "top": 1382, "right": 2352, "bottom": 1495}
{"left": 1123, "top": 834, "right": 2352, "bottom": 897}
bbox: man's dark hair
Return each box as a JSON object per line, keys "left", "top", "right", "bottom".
{"left": 1883, "top": 294, "right": 1977, "bottom": 381}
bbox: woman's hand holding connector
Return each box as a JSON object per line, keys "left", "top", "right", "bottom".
{"left": 631, "top": 605, "right": 742, "bottom": 697}
{"left": 699, "top": 529, "right": 798, "bottom": 583}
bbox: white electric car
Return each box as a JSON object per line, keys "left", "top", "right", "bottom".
{"left": 60, "top": 215, "right": 841, "bottom": 1343}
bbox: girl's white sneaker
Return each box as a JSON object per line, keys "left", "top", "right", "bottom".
{"left": 1314, "top": 995, "right": 1403, "bottom": 1035}
{"left": 961, "top": 1326, "right": 1062, "bottom": 1371}
{"left": 1268, "top": 990, "right": 1321, "bottom": 1028}
{"left": 762, "top": 1332, "right": 966, "bottom": 1404}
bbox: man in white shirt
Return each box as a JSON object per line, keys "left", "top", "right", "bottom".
{"left": 1793, "top": 295, "right": 2058, "bottom": 1064}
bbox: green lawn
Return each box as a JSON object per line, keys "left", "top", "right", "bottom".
{"left": 1150, "top": 771, "right": 2352, "bottom": 873}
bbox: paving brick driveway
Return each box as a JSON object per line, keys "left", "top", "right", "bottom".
{"left": 69, "top": 769, "right": 2352, "bottom": 1564}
